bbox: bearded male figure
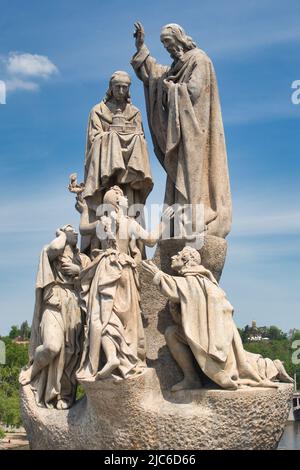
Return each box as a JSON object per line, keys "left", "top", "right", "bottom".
{"left": 132, "top": 23, "right": 231, "bottom": 238}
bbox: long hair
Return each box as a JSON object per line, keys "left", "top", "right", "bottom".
{"left": 161, "top": 24, "right": 197, "bottom": 51}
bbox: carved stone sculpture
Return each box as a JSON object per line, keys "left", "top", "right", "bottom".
{"left": 142, "top": 246, "right": 293, "bottom": 391}
{"left": 19, "top": 225, "right": 90, "bottom": 409}
{"left": 19, "top": 23, "right": 294, "bottom": 451}
{"left": 75, "top": 186, "right": 174, "bottom": 380}
{"left": 81, "top": 70, "right": 153, "bottom": 255}
{"left": 132, "top": 23, "right": 231, "bottom": 238}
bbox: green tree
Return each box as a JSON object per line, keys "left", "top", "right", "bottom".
{"left": 267, "top": 325, "right": 286, "bottom": 341}
{"left": 0, "top": 338, "right": 29, "bottom": 428}
{"left": 8, "top": 325, "right": 20, "bottom": 340}
{"left": 20, "top": 321, "right": 31, "bottom": 340}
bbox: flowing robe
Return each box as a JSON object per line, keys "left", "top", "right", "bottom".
{"left": 153, "top": 266, "right": 281, "bottom": 389}
{"left": 29, "top": 246, "right": 90, "bottom": 407}
{"left": 82, "top": 101, "right": 153, "bottom": 253}
{"left": 77, "top": 218, "right": 154, "bottom": 379}
{"left": 132, "top": 46, "right": 232, "bottom": 237}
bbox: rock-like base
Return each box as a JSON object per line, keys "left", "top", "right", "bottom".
{"left": 21, "top": 369, "right": 293, "bottom": 450}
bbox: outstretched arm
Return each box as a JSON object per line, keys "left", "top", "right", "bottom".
{"left": 142, "top": 260, "right": 180, "bottom": 302}
{"left": 129, "top": 207, "right": 174, "bottom": 247}
{"left": 131, "top": 22, "right": 169, "bottom": 84}
{"left": 75, "top": 197, "right": 98, "bottom": 235}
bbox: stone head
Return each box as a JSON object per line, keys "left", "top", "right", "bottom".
{"left": 171, "top": 246, "right": 201, "bottom": 272}
{"left": 160, "top": 24, "right": 196, "bottom": 60}
{"left": 105, "top": 71, "right": 131, "bottom": 103}
{"left": 60, "top": 224, "right": 78, "bottom": 247}
{"left": 102, "top": 185, "right": 128, "bottom": 212}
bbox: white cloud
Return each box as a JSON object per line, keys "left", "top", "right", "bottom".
{"left": 7, "top": 53, "right": 58, "bottom": 78}
{"left": 5, "top": 78, "right": 39, "bottom": 92}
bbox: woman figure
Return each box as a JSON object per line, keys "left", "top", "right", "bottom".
{"left": 76, "top": 186, "right": 173, "bottom": 380}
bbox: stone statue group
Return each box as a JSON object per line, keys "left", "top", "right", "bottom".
{"left": 19, "top": 23, "right": 293, "bottom": 410}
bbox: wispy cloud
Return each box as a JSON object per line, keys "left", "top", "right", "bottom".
{"left": 5, "top": 78, "right": 39, "bottom": 92}
{"left": 7, "top": 53, "right": 58, "bottom": 78}
{"left": 1, "top": 52, "right": 58, "bottom": 93}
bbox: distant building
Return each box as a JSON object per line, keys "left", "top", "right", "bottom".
{"left": 12, "top": 336, "right": 29, "bottom": 345}
{"left": 247, "top": 321, "right": 270, "bottom": 342}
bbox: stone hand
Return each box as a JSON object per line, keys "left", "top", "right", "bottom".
{"left": 134, "top": 22, "right": 145, "bottom": 51}
{"left": 142, "top": 260, "right": 160, "bottom": 276}
{"left": 61, "top": 262, "right": 80, "bottom": 277}
{"left": 75, "top": 196, "right": 87, "bottom": 214}
{"left": 162, "top": 78, "right": 175, "bottom": 92}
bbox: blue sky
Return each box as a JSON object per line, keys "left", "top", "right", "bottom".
{"left": 0, "top": 0, "right": 299, "bottom": 334}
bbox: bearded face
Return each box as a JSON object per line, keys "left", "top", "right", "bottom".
{"left": 160, "top": 34, "right": 184, "bottom": 60}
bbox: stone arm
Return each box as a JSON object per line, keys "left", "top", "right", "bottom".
{"left": 165, "top": 56, "right": 209, "bottom": 106}
{"left": 87, "top": 108, "right": 106, "bottom": 147}
{"left": 131, "top": 45, "right": 169, "bottom": 85}
{"left": 185, "top": 61, "right": 207, "bottom": 105}
{"left": 84, "top": 108, "right": 106, "bottom": 178}
{"left": 46, "top": 231, "right": 66, "bottom": 261}
{"left": 129, "top": 220, "right": 162, "bottom": 247}
{"left": 76, "top": 198, "right": 98, "bottom": 236}
{"left": 129, "top": 207, "right": 174, "bottom": 247}
{"left": 135, "top": 110, "right": 145, "bottom": 134}
{"left": 144, "top": 266, "right": 180, "bottom": 303}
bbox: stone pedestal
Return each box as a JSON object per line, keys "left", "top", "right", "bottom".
{"left": 21, "top": 369, "right": 293, "bottom": 450}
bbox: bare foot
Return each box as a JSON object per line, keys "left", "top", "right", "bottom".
{"left": 19, "top": 366, "right": 33, "bottom": 385}
{"left": 96, "top": 358, "right": 120, "bottom": 379}
{"left": 216, "top": 374, "right": 239, "bottom": 390}
{"left": 171, "top": 377, "right": 202, "bottom": 392}
{"left": 274, "top": 360, "right": 294, "bottom": 383}
{"left": 56, "top": 399, "right": 71, "bottom": 410}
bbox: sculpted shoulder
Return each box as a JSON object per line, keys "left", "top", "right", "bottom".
{"left": 190, "top": 47, "right": 212, "bottom": 65}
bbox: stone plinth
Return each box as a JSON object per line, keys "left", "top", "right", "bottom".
{"left": 21, "top": 368, "right": 293, "bottom": 450}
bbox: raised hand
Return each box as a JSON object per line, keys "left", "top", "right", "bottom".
{"left": 134, "top": 22, "right": 145, "bottom": 51}
{"left": 75, "top": 196, "right": 87, "bottom": 214}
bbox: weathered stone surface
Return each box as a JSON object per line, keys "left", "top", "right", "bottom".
{"left": 21, "top": 369, "right": 293, "bottom": 450}
{"left": 140, "top": 236, "right": 227, "bottom": 390}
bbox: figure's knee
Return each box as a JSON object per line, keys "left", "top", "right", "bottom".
{"left": 165, "top": 325, "right": 178, "bottom": 344}
{"left": 43, "top": 343, "right": 61, "bottom": 360}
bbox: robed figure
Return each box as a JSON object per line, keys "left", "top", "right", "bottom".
{"left": 143, "top": 247, "right": 294, "bottom": 392}
{"left": 132, "top": 23, "right": 231, "bottom": 238}
{"left": 82, "top": 70, "right": 153, "bottom": 255}
{"left": 19, "top": 226, "right": 90, "bottom": 409}
{"left": 76, "top": 186, "right": 174, "bottom": 380}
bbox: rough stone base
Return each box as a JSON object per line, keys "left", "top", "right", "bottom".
{"left": 21, "top": 369, "right": 293, "bottom": 450}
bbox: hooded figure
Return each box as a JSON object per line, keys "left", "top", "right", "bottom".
{"left": 132, "top": 23, "right": 231, "bottom": 237}
{"left": 82, "top": 70, "right": 153, "bottom": 255}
